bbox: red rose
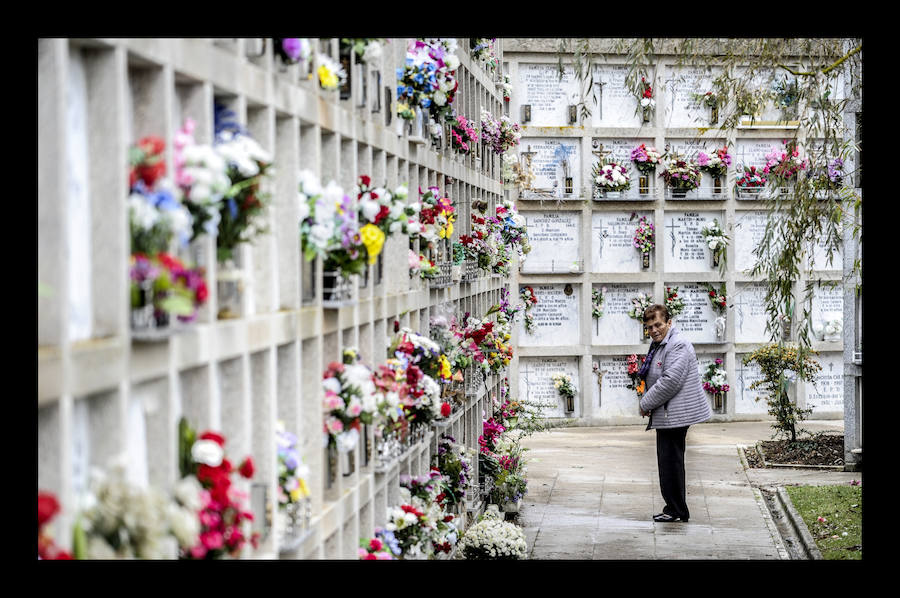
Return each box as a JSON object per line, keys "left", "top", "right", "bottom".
{"left": 38, "top": 492, "right": 60, "bottom": 528}
{"left": 374, "top": 205, "right": 390, "bottom": 224}
{"left": 195, "top": 279, "right": 209, "bottom": 304}
{"left": 406, "top": 365, "right": 423, "bottom": 386}
{"left": 238, "top": 457, "right": 255, "bottom": 479}
{"left": 359, "top": 174, "right": 371, "bottom": 187}
{"left": 440, "top": 402, "right": 452, "bottom": 417}
{"left": 199, "top": 431, "right": 226, "bottom": 447}
{"left": 369, "top": 538, "right": 383, "bottom": 552}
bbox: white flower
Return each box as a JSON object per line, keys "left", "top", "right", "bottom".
{"left": 362, "top": 40, "right": 382, "bottom": 63}
{"left": 336, "top": 428, "right": 359, "bottom": 453}
{"left": 129, "top": 195, "right": 159, "bottom": 230}
{"left": 359, "top": 198, "right": 381, "bottom": 222}
{"left": 433, "top": 90, "right": 447, "bottom": 106}
{"left": 298, "top": 169, "right": 323, "bottom": 197}
{"left": 444, "top": 54, "right": 460, "bottom": 71}
{"left": 322, "top": 376, "right": 342, "bottom": 395}
{"left": 191, "top": 439, "right": 224, "bottom": 466}
{"left": 173, "top": 475, "right": 204, "bottom": 512}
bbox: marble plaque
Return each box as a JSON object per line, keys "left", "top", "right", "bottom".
{"left": 663, "top": 66, "right": 719, "bottom": 128}
{"left": 666, "top": 138, "right": 727, "bottom": 197}
{"left": 736, "top": 67, "right": 787, "bottom": 124}
{"left": 591, "top": 283, "right": 655, "bottom": 345}
{"left": 663, "top": 211, "right": 722, "bottom": 272}
{"left": 591, "top": 210, "right": 652, "bottom": 273}
{"left": 589, "top": 64, "right": 643, "bottom": 127}
{"left": 733, "top": 282, "right": 772, "bottom": 344}
{"left": 734, "top": 355, "right": 770, "bottom": 415}
{"left": 590, "top": 138, "right": 655, "bottom": 198}
{"left": 590, "top": 356, "right": 642, "bottom": 418}
{"left": 519, "top": 284, "right": 580, "bottom": 346}
{"left": 668, "top": 282, "right": 719, "bottom": 344}
{"left": 734, "top": 138, "right": 781, "bottom": 171}
{"left": 519, "top": 137, "right": 581, "bottom": 199}
{"left": 807, "top": 221, "right": 843, "bottom": 271}
{"left": 522, "top": 212, "right": 581, "bottom": 273}
{"left": 518, "top": 356, "right": 580, "bottom": 418}
{"left": 804, "top": 352, "right": 843, "bottom": 412}
{"left": 517, "top": 63, "right": 580, "bottom": 127}
{"left": 811, "top": 281, "right": 843, "bottom": 340}
{"left": 734, "top": 210, "right": 787, "bottom": 273}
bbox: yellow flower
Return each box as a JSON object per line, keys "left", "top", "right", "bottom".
{"left": 318, "top": 65, "right": 339, "bottom": 89}
{"left": 439, "top": 355, "right": 452, "bottom": 379}
{"left": 360, "top": 223, "right": 385, "bottom": 264}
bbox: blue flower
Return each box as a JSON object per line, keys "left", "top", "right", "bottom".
{"left": 396, "top": 67, "right": 405, "bottom": 78}
{"left": 413, "top": 72, "right": 424, "bottom": 84}
{"left": 420, "top": 97, "right": 431, "bottom": 108}
{"left": 397, "top": 85, "right": 406, "bottom": 97}
{"left": 227, "top": 197, "right": 238, "bottom": 220}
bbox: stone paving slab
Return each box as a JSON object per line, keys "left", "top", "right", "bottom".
{"left": 518, "top": 420, "right": 854, "bottom": 560}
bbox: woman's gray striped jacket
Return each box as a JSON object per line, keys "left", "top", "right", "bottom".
{"left": 638, "top": 326, "right": 713, "bottom": 430}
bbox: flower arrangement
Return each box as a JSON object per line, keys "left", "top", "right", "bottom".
{"left": 702, "top": 358, "right": 730, "bottom": 395}
{"left": 341, "top": 38, "right": 385, "bottom": 64}
{"left": 592, "top": 287, "right": 607, "bottom": 319}
{"left": 276, "top": 421, "right": 310, "bottom": 510}
{"left": 632, "top": 215, "right": 655, "bottom": 258}
{"left": 626, "top": 354, "right": 647, "bottom": 397}
{"left": 495, "top": 199, "right": 531, "bottom": 261}
{"left": 661, "top": 152, "right": 702, "bottom": 192}
{"left": 628, "top": 292, "right": 654, "bottom": 323}
{"left": 356, "top": 175, "right": 408, "bottom": 237}
{"left": 592, "top": 156, "right": 631, "bottom": 195}
{"left": 813, "top": 314, "right": 843, "bottom": 341}
{"left": 408, "top": 186, "right": 455, "bottom": 247}
{"left": 638, "top": 76, "right": 655, "bottom": 118}
{"left": 455, "top": 509, "right": 528, "bottom": 560}
{"left": 38, "top": 492, "right": 72, "bottom": 560}
{"left": 128, "top": 135, "right": 194, "bottom": 255}
{"left": 664, "top": 286, "right": 686, "bottom": 319}
{"left": 487, "top": 434, "right": 528, "bottom": 507}
{"left": 520, "top": 286, "right": 538, "bottom": 334}
{"left": 692, "top": 90, "right": 720, "bottom": 109}
{"left": 173, "top": 118, "right": 231, "bottom": 243}
{"left": 322, "top": 349, "right": 378, "bottom": 453}
{"left": 551, "top": 372, "right": 576, "bottom": 406}
{"left": 176, "top": 418, "right": 259, "bottom": 559}
{"left": 432, "top": 433, "right": 472, "bottom": 508}
{"left": 700, "top": 219, "right": 729, "bottom": 271}
{"left": 630, "top": 143, "right": 663, "bottom": 174}
{"left": 480, "top": 109, "right": 521, "bottom": 154}
{"left": 703, "top": 282, "right": 728, "bottom": 314}
{"left": 459, "top": 212, "right": 502, "bottom": 274}
{"left": 316, "top": 53, "right": 346, "bottom": 91}
{"left": 470, "top": 38, "right": 496, "bottom": 63}
{"left": 502, "top": 73, "right": 512, "bottom": 102}
{"left": 772, "top": 75, "right": 799, "bottom": 119}
{"left": 735, "top": 165, "right": 768, "bottom": 190}
{"left": 810, "top": 157, "right": 845, "bottom": 191}
{"left": 384, "top": 473, "right": 458, "bottom": 559}
{"left": 358, "top": 530, "right": 398, "bottom": 560}
{"left": 396, "top": 39, "right": 459, "bottom": 124}
{"left": 763, "top": 140, "right": 808, "bottom": 182}
{"left": 450, "top": 113, "right": 480, "bottom": 154}
{"left": 71, "top": 462, "right": 202, "bottom": 560}
{"left": 213, "top": 105, "right": 273, "bottom": 263}
{"left": 697, "top": 146, "right": 732, "bottom": 178}
{"left": 410, "top": 250, "right": 439, "bottom": 279}
{"left": 273, "top": 38, "right": 312, "bottom": 67}
{"left": 130, "top": 252, "right": 208, "bottom": 324}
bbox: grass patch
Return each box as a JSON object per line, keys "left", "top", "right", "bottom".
{"left": 785, "top": 484, "right": 861, "bottom": 560}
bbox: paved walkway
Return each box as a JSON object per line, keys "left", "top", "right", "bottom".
{"left": 518, "top": 420, "right": 860, "bottom": 560}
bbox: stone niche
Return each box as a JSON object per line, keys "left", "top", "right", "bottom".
{"left": 732, "top": 282, "right": 772, "bottom": 344}
{"left": 665, "top": 138, "right": 728, "bottom": 198}
{"left": 591, "top": 283, "right": 655, "bottom": 346}
{"left": 734, "top": 355, "right": 769, "bottom": 415}
{"left": 590, "top": 356, "right": 642, "bottom": 418}
{"left": 734, "top": 138, "right": 781, "bottom": 172}
{"left": 591, "top": 210, "right": 653, "bottom": 273}
{"left": 590, "top": 138, "right": 655, "bottom": 200}
{"left": 518, "top": 283, "right": 580, "bottom": 347}
{"left": 667, "top": 282, "right": 720, "bottom": 344}
{"left": 519, "top": 137, "right": 581, "bottom": 199}
{"left": 522, "top": 211, "right": 581, "bottom": 274}
{"left": 804, "top": 351, "right": 843, "bottom": 413}
{"left": 515, "top": 63, "right": 580, "bottom": 127}
{"left": 734, "top": 210, "right": 771, "bottom": 273}
{"left": 662, "top": 210, "right": 724, "bottom": 272}
{"left": 663, "top": 65, "right": 720, "bottom": 128}
{"left": 589, "top": 64, "right": 644, "bottom": 127}
{"left": 518, "top": 356, "right": 580, "bottom": 418}
{"left": 811, "top": 281, "right": 843, "bottom": 341}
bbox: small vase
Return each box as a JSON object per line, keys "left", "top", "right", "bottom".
{"left": 710, "top": 104, "right": 719, "bottom": 125}
{"left": 714, "top": 391, "right": 724, "bottom": 411}
{"left": 671, "top": 188, "right": 687, "bottom": 199}
{"left": 642, "top": 106, "right": 652, "bottom": 123}
{"left": 343, "top": 449, "right": 355, "bottom": 477}
{"left": 326, "top": 443, "right": 338, "bottom": 489}
{"left": 639, "top": 173, "right": 650, "bottom": 196}
{"left": 712, "top": 251, "right": 720, "bottom": 269}
{"left": 781, "top": 320, "right": 791, "bottom": 341}
{"left": 564, "top": 395, "right": 575, "bottom": 413}
{"left": 216, "top": 260, "right": 244, "bottom": 320}
{"left": 641, "top": 252, "right": 650, "bottom": 269}
{"left": 713, "top": 176, "right": 723, "bottom": 195}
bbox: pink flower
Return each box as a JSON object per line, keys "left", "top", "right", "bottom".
{"left": 201, "top": 531, "right": 225, "bottom": 550}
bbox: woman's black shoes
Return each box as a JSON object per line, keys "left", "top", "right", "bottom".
{"left": 653, "top": 513, "right": 687, "bottom": 523}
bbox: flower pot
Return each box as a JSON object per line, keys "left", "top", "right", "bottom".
{"left": 343, "top": 449, "right": 355, "bottom": 477}
{"left": 322, "top": 268, "right": 354, "bottom": 307}
{"left": 715, "top": 314, "right": 726, "bottom": 340}
{"left": 131, "top": 279, "right": 157, "bottom": 331}
{"left": 564, "top": 394, "right": 575, "bottom": 413}
{"left": 737, "top": 187, "right": 761, "bottom": 200}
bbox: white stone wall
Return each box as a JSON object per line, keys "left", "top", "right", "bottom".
{"left": 38, "top": 37, "right": 509, "bottom": 558}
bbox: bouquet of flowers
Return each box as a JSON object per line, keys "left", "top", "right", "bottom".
{"left": 626, "top": 353, "right": 647, "bottom": 396}
{"left": 177, "top": 419, "right": 259, "bottom": 559}
{"left": 408, "top": 186, "right": 455, "bottom": 247}
{"left": 487, "top": 434, "right": 528, "bottom": 506}
{"left": 661, "top": 152, "right": 702, "bottom": 191}
{"left": 355, "top": 175, "right": 408, "bottom": 237}
{"left": 494, "top": 200, "right": 530, "bottom": 261}
{"left": 128, "top": 136, "right": 194, "bottom": 255}
{"left": 664, "top": 286, "right": 686, "bottom": 319}
{"left": 459, "top": 212, "right": 501, "bottom": 273}
{"left": 358, "top": 528, "right": 399, "bottom": 560}
{"left": 316, "top": 53, "right": 346, "bottom": 91}
{"left": 455, "top": 509, "right": 527, "bottom": 560}
{"left": 702, "top": 358, "right": 730, "bottom": 395}
{"left": 520, "top": 286, "right": 538, "bottom": 334}
{"left": 38, "top": 492, "right": 72, "bottom": 560}
{"left": 410, "top": 250, "right": 439, "bottom": 279}
{"left": 213, "top": 105, "right": 273, "bottom": 263}
{"left": 479, "top": 417, "right": 506, "bottom": 455}
{"left": 173, "top": 118, "right": 231, "bottom": 242}
{"left": 496, "top": 287, "right": 523, "bottom": 331}
{"left": 632, "top": 215, "right": 655, "bottom": 257}
{"left": 390, "top": 327, "right": 446, "bottom": 381}
{"left": 502, "top": 73, "right": 512, "bottom": 102}
{"left": 551, "top": 372, "right": 576, "bottom": 403}
{"left": 810, "top": 157, "right": 845, "bottom": 191}
{"left": 450, "top": 113, "right": 480, "bottom": 154}
{"left": 470, "top": 38, "right": 496, "bottom": 63}
{"left": 763, "top": 140, "right": 808, "bottom": 181}
{"left": 697, "top": 146, "right": 732, "bottom": 178}
{"left": 341, "top": 38, "right": 385, "bottom": 64}
{"left": 628, "top": 292, "right": 653, "bottom": 322}
{"left": 735, "top": 165, "right": 768, "bottom": 190}
{"left": 480, "top": 109, "right": 521, "bottom": 154}
{"left": 700, "top": 219, "right": 729, "bottom": 270}
{"left": 322, "top": 349, "right": 378, "bottom": 453}
{"left": 638, "top": 76, "right": 655, "bottom": 116}
{"left": 397, "top": 39, "right": 459, "bottom": 123}
{"left": 692, "top": 90, "right": 720, "bottom": 109}
{"left": 273, "top": 38, "right": 312, "bottom": 67}
{"left": 432, "top": 433, "right": 472, "bottom": 508}
{"left": 130, "top": 252, "right": 208, "bottom": 323}
{"left": 592, "top": 287, "right": 607, "bottom": 319}
{"left": 592, "top": 156, "right": 631, "bottom": 194}
{"left": 630, "top": 143, "right": 663, "bottom": 173}
{"left": 703, "top": 282, "right": 728, "bottom": 313}
{"left": 386, "top": 473, "right": 458, "bottom": 558}
{"left": 276, "top": 421, "right": 310, "bottom": 510}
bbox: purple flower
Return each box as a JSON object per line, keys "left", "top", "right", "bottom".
{"left": 282, "top": 38, "right": 302, "bottom": 61}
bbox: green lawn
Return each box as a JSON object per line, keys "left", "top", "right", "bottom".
{"left": 785, "top": 484, "right": 862, "bottom": 560}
